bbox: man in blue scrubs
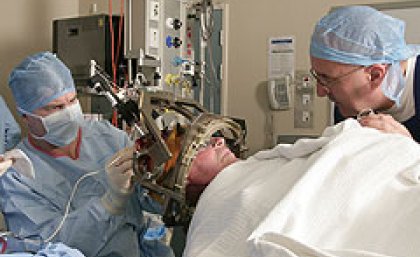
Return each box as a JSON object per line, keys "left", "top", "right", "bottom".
{"left": 1, "top": 153, "right": 84, "bottom": 257}
{"left": 0, "top": 52, "right": 174, "bottom": 257}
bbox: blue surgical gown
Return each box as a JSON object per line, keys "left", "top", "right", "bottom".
{"left": 1, "top": 242, "right": 85, "bottom": 257}
{"left": 0, "top": 96, "right": 21, "bottom": 154}
{"left": 0, "top": 120, "right": 174, "bottom": 257}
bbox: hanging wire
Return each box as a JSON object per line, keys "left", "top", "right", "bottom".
{"left": 109, "top": 0, "right": 119, "bottom": 126}
{"left": 206, "top": 37, "right": 219, "bottom": 85}
{"left": 0, "top": 169, "right": 101, "bottom": 249}
{"left": 200, "top": 0, "right": 214, "bottom": 42}
{"left": 0, "top": 236, "right": 6, "bottom": 253}
{"left": 108, "top": 0, "right": 116, "bottom": 83}
{"left": 44, "top": 170, "right": 101, "bottom": 242}
{"left": 198, "top": 0, "right": 218, "bottom": 86}
{"left": 115, "top": 0, "right": 125, "bottom": 69}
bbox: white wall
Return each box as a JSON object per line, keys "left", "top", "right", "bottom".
{"left": 0, "top": 0, "right": 79, "bottom": 133}
{"left": 79, "top": 1, "right": 121, "bottom": 16}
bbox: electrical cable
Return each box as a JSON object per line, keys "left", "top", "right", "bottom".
{"left": 0, "top": 169, "right": 102, "bottom": 251}
{"left": 115, "top": 0, "right": 124, "bottom": 69}
{"left": 206, "top": 38, "right": 219, "bottom": 86}
{"left": 198, "top": 0, "right": 219, "bottom": 112}
{"left": 44, "top": 170, "right": 101, "bottom": 242}
{"left": 0, "top": 236, "right": 6, "bottom": 253}
{"left": 109, "top": 0, "right": 116, "bottom": 83}
{"left": 109, "top": 0, "right": 119, "bottom": 126}
{"left": 200, "top": 0, "right": 214, "bottom": 41}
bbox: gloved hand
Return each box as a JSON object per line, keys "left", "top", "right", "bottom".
{"left": 1, "top": 149, "right": 35, "bottom": 179}
{"left": 101, "top": 146, "right": 135, "bottom": 215}
{"left": 0, "top": 157, "right": 13, "bottom": 176}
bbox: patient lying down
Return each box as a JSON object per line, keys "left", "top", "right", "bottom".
{"left": 184, "top": 118, "right": 420, "bottom": 257}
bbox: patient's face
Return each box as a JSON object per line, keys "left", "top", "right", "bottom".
{"left": 187, "top": 137, "right": 238, "bottom": 185}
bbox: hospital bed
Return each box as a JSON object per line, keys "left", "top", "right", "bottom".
{"left": 183, "top": 119, "right": 420, "bottom": 257}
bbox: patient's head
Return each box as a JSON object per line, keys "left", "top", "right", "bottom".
{"left": 187, "top": 137, "right": 238, "bottom": 185}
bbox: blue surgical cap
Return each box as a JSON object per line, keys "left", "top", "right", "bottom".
{"left": 310, "top": 6, "right": 416, "bottom": 66}
{"left": 8, "top": 51, "right": 75, "bottom": 113}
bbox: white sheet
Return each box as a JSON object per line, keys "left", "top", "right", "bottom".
{"left": 183, "top": 119, "right": 420, "bottom": 257}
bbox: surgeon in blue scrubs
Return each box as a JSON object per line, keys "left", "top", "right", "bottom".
{"left": 0, "top": 96, "right": 21, "bottom": 154}
{"left": 1, "top": 150, "right": 84, "bottom": 257}
{"left": 0, "top": 52, "right": 174, "bottom": 257}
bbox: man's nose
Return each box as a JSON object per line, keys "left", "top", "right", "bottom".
{"left": 213, "top": 137, "right": 225, "bottom": 147}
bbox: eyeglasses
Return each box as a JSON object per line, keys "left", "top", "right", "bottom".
{"left": 310, "top": 66, "right": 365, "bottom": 88}
{"left": 194, "top": 137, "right": 225, "bottom": 153}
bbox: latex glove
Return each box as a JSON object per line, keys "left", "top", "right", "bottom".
{"left": 0, "top": 157, "right": 13, "bottom": 176}
{"left": 1, "top": 149, "right": 35, "bottom": 179}
{"left": 36, "top": 242, "right": 86, "bottom": 257}
{"left": 101, "top": 146, "right": 135, "bottom": 215}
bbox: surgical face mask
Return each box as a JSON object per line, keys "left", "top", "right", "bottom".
{"left": 21, "top": 102, "right": 84, "bottom": 147}
{"left": 380, "top": 62, "right": 405, "bottom": 107}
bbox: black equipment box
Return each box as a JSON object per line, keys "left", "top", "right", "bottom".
{"left": 53, "top": 14, "right": 124, "bottom": 87}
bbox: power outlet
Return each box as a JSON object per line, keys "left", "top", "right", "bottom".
{"left": 150, "top": 1, "right": 159, "bottom": 21}
{"left": 294, "top": 110, "right": 313, "bottom": 128}
{"left": 149, "top": 28, "right": 160, "bottom": 48}
{"left": 302, "top": 94, "right": 311, "bottom": 105}
{"left": 302, "top": 111, "right": 310, "bottom": 123}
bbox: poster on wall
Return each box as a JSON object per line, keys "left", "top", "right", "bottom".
{"left": 268, "top": 36, "right": 295, "bottom": 79}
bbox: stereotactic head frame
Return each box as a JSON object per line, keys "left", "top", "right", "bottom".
{"left": 174, "top": 113, "right": 246, "bottom": 192}
{"left": 161, "top": 112, "right": 246, "bottom": 226}
{"left": 132, "top": 90, "right": 247, "bottom": 226}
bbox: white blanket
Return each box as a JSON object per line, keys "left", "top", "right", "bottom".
{"left": 183, "top": 119, "right": 420, "bottom": 257}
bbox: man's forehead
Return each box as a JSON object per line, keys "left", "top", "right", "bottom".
{"left": 312, "top": 56, "right": 348, "bottom": 67}
{"left": 39, "top": 93, "right": 77, "bottom": 111}
{"left": 46, "top": 92, "right": 76, "bottom": 105}
{"left": 311, "top": 57, "right": 356, "bottom": 74}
